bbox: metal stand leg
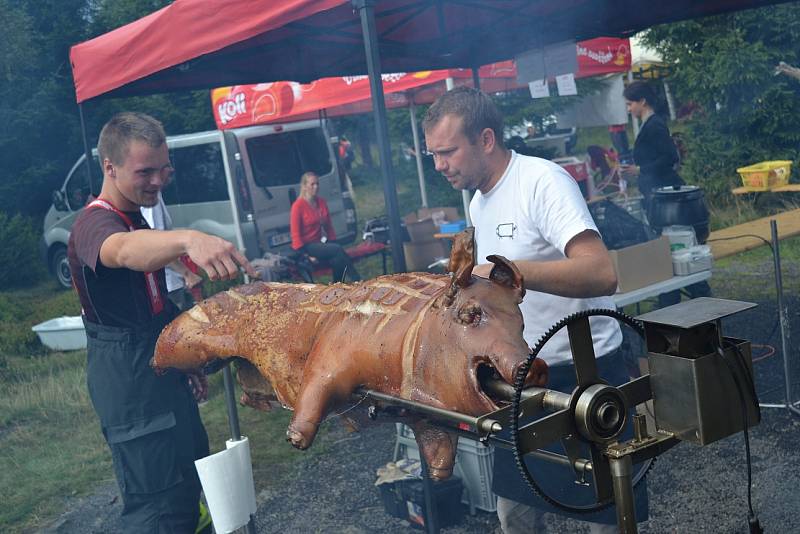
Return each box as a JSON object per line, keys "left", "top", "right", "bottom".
{"left": 609, "top": 455, "right": 638, "bottom": 534}
{"left": 418, "top": 454, "right": 439, "bottom": 534}
{"left": 760, "top": 220, "right": 800, "bottom": 416}
{"left": 222, "top": 365, "right": 258, "bottom": 534}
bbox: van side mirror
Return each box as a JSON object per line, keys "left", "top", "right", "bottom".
{"left": 52, "top": 190, "right": 68, "bottom": 211}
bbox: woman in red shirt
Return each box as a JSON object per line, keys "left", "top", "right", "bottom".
{"left": 290, "top": 172, "right": 361, "bottom": 282}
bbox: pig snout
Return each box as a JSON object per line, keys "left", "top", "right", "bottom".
{"left": 483, "top": 343, "right": 549, "bottom": 390}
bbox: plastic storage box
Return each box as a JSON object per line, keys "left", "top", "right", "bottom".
{"left": 31, "top": 316, "right": 87, "bottom": 351}
{"left": 736, "top": 160, "right": 792, "bottom": 190}
{"left": 438, "top": 220, "right": 467, "bottom": 234}
{"left": 672, "top": 245, "right": 713, "bottom": 275}
{"left": 379, "top": 477, "right": 464, "bottom": 529}
{"left": 394, "top": 424, "right": 497, "bottom": 513}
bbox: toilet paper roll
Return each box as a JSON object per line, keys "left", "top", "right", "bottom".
{"left": 195, "top": 436, "right": 257, "bottom": 533}
{"left": 226, "top": 437, "right": 257, "bottom": 517}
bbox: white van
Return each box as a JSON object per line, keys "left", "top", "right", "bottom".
{"left": 42, "top": 120, "right": 357, "bottom": 288}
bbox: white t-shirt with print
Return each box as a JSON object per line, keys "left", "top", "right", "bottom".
{"left": 470, "top": 151, "right": 622, "bottom": 366}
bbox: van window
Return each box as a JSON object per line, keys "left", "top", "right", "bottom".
{"left": 65, "top": 158, "right": 99, "bottom": 211}
{"left": 165, "top": 143, "right": 229, "bottom": 205}
{"left": 246, "top": 128, "right": 333, "bottom": 187}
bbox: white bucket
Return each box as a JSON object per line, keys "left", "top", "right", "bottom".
{"left": 31, "top": 316, "right": 87, "bottom": 351}
{"left": 662, "top": 225, "right": 697, "bottom": 252}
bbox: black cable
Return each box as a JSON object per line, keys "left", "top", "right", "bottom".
{"left": 717, "top": 341, "right": 763, "bottom": 533}
{"left": 509, "top": 308, "right": 653, "bottom": 514}
{"left": 706, "top": 233, "right": 774, "bottom": 255}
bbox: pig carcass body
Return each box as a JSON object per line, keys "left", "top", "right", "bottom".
{"left": 153, "top": 254, "right": 546, "bottom": 479}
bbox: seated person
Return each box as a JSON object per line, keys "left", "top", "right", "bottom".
{"left": 290, "top": 171, "right": 361, "bottom": 283}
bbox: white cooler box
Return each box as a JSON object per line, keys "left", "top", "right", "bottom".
{"left": 393, "top": 423, "right": 497, "bottom": 513}
{"left": 672, "top": 245, "right": 713, "bottom": 275}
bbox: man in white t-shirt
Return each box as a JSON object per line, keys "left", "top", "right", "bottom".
{"left": 423, "top": 87, "right": 646, "bottom": 533}
{"left": 141, "top": 193, "right": 202, "bottom": 310}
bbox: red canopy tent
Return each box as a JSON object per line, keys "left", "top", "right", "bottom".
{"left": 209, "top": 37, "right": 631, "bottom": 129}
{"left": 70, "top": 0, "right": 790, "bottom": 273}
{"left": 70, "top": 0, "right": 786, "bottom": 103}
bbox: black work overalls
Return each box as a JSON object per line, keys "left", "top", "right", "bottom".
{"left": 82, "top": 201, "right": 209, "bottom": 533}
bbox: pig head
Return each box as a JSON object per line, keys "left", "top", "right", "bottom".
{"left": 152, "top": 227, "right": 547, "bottom": 480}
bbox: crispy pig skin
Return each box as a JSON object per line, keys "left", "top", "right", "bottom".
{"left": 152, "top": 229, "right": 546, "bottom": 479}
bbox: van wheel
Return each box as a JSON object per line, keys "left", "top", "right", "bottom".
{"left": 50, "top": 245, "right": 72, "bottom": 289}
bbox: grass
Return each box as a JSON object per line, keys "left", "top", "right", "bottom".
{"left": 1, "top": 159, "right": 798, "bottom": 531}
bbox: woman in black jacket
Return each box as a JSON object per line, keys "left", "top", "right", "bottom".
{"left": 620, "top": 81, "right": 710, "bottom": 306}
{"left": 620, "top": 81, "right": 684, "bottom": 210}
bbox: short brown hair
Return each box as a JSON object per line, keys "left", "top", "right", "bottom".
{"left": 422, "top": 87, "right": 504, "bottom": 144}
{"left": 97, "top": 112, "right": 166, "bottom": 167}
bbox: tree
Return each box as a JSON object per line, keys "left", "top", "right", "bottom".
{"left": 642, "top": 3, "right": 800, "bottom": 199}
{"left": 0, "top": 0, "right": 90, "bottom": 217}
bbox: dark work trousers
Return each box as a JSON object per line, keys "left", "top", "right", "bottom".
{"left": 492, "top": 349, "right": 649, "bottom": 527}
{"left": 302, "top": 241, "right": 361, "bottom": 283}
{"left": 84, "top": 310, "right": 209, "bottom": 534}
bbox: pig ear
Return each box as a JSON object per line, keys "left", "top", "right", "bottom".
{"left": 448, "top": 227, "right": 476, "bottom": 288}
{"left": 487, "top": 255, "right": 525, "bottom": 299}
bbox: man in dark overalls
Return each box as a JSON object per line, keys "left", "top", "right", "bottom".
{"left": 68, "top": 112, "right": 257, "bottom": 533}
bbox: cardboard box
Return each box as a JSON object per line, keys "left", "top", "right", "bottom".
{"left": 609, "top": 236, "right": 673, "bottom": 293}
{"left": 404, "top": 206, "right": 461, "bottom": 242}
{"left": 404, "top": 240, "right": 448, "bottom": 271}
{"left": 417, "top": 206, "right": 460, "bottom": 224}
{"left": 404, "top": 217, "right": 438, "bottom": 242}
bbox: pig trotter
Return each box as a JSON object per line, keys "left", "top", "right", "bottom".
{"left": 286, "top": 420, "right": 319, "bottom": 449}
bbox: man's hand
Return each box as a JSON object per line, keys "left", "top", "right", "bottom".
{"left": 187, "top": 371, "right": 208, "bottom": 402}
{"left": 776, "top": 61, "right": 800, "bottom": 81}
{"left": 185, "top": 232, "right": 257, "bottom": 281}
{"left": 183, "top": 270, "right": 203, "bottom": 289}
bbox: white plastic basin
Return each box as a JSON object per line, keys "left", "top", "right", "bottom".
{"left": 31, "top": 316, "right": 87, "bottom": 351}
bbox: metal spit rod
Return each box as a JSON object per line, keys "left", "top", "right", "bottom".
{"left": 482, "top": 379, "right": 572, "bottom": 412}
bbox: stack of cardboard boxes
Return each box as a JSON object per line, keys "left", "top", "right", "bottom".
{"left": 403, "top": 206, "right": 460, "bottom": 271}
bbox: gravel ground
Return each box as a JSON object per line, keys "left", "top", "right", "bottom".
{"left": 41, "top": 270, "right": 800, "bottom": 534}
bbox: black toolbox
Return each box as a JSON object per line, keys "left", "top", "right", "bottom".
{"left": 379, "top": 477, "right": 464, "bottom": 529}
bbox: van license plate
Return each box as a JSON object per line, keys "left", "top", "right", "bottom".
{"left": 269, "top": 232, "right": 291, "bottom": 247}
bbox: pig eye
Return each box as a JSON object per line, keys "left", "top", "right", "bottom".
{"left": 457, "top": 303, "right": 483, "bottom": 326}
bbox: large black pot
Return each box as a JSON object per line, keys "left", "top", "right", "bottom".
{"left": 648, "top": 185, "right": 710, "bottom": 243}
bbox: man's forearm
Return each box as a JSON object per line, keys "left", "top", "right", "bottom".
{"left": 101, "top": 229, "right": 194, "bottom": 272}
{"left": 514, "top": 255, "right": 617, "bottom": 298}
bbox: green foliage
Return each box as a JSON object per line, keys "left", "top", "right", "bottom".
{"left": 0, "top": 214, "right": 45, "bottom": 290}
{"left": 0, "top": 283, "right": 80, "bottom": 359}
{"left": 642, "top": 4, "right": 800, "bottom": 200}
{"left": 0, "top": 0, "right": 216, "bottom": 222}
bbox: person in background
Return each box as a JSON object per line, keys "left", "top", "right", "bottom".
{"left": 68, "top": 112, "right": 256, "bottom": 533}
{"left": 290, "top": 171, "right": 361, "bottom": 283}
{"left": 141, "top": 192, "right": 203, "bottom": 310}
{"left": 423, "top": 86, "right": 647, "bottom": 533}
{"left": 607, "top": 123, "right": 632, "bottom": 163}
{"left": 620, "top": 81, "right": 710, "bottom": 307}
{"left": 338, "top": 135, "right": 355, "bottom": 171}
{"left": 619, "top": 80, "right": 683, "bottom": 211}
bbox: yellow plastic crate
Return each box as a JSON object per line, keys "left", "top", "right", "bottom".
{"left": 736, "top": 160, "right": 792, "bottom": 191}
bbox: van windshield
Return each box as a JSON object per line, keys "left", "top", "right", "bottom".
{"left": 246, "top": 128, "right": 333, "bottom": 187}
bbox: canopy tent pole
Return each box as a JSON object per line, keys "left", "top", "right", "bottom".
{"left": 353, "top": 0, "right": 406, "bottom": 272}
{"left": 408, "top": 99, "right": 429, "bottom": 208}
{"left": 78, "top": 104, "right": 96, "bottom": 197}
